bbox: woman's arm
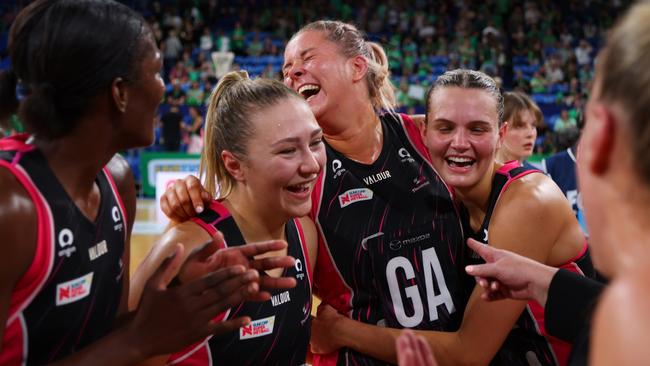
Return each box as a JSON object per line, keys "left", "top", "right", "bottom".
{"left": 0, "top": 168, "right": 38, "bottom": 351}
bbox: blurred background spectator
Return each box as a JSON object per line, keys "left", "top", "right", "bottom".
{"left": 0, "top": 0, "right": 631, "bottom": 194}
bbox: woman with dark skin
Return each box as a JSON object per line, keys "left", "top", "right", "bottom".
{"left": 0, "top": 1, "right": 294, "bottom": 364}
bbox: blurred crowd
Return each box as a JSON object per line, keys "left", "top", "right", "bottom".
{"left": 0, "top": 0, "right": 630, "bottom": 177}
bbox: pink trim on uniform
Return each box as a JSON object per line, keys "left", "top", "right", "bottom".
{"left": 310, "top": 166, "right": 352, "bottom": 366}
{"left": 0, "top": 159, "right": 55, "bottom": 365}
{"left": 310, "top": 172, "right": 324, "bottom": 220}
{"left": 190, "top": 217, "right": 218, "bottom": 237}
{"left": 293, "top": 218, "right": 312, "bottom": 287}
{"left": 189, "top": 200, "right": 233, "bottom": 239}
{"left": 399, "top": 114, "right": 430, "bottom": 160}
{"left": 496, "top": 160, "right": 581, "bottom": 366}
{"left": 0, "top": 134, "right": 35, "bottom": 153}
{"left": 207, "top": 200, "right": 232, "bottom": 220}
{"left": 168, "top": 340, "right": 213, "bottom": 366}
{"left": 0, "top": 315, "right": 26, "bottom": 365}
{"left": 567, "top": 239, "right": 589, "bottom": 265}
{"left": 527, "top": 238, "right": 586, "bottom": 366}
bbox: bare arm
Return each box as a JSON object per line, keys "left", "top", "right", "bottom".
{"left": 311, "top": 175, "right": 575, "bottom": 365}
{"left": 129, "top": 220, "right": 213, "bottom": 309}
{"left": 0, "top": 168, "right": 38, "bottom": 353}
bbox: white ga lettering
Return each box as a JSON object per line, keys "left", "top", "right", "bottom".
{"left": 386, "top": 247, "right": 455, "bottom": 327}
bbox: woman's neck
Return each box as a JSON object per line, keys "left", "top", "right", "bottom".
{"left": 496, "top": 149, "right": 520, "bottom": 164}
{"left": 456, "top": 162, "right": 500, "bottom": 232}
{"left": 222, "top": 190, "right": 287, "bottom": 243}
{"left": 33, "top": 119, "right": 116, "bottom": 221}
{"left": 321, "top": 102, "right": 383, "bottom": 164}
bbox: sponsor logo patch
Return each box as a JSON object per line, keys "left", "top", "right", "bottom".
{"left": 331, "top": 159, "right": 346, "bottom": 179}
{"left": 57, "top": 228, "right": 76, "bottom": 258}
{"left": 398, "top": 148, "right": 415, "bottom": 163}
{"left": 56, "top": 272, "right": 93, "bottom": 306}
{"left": 112, "top": 206, "right": 123, "bottom": 231}
{"left": 240, "top": 315, "right": 275, "bottom": 340}
{"left": 339, "top": 188, "right": 373, "bottom": 208}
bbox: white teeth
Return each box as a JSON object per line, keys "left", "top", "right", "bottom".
{"left": 447, "top": 157, "right": 474, "bottom": 163}
{"left": 298, "top": 84, "right": 320, "bottom": 95}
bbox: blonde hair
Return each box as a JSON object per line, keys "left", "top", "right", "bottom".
{"left": 597, "top": 1, "right": 650, "bottom": 185}
{"left": 200, "top": 70, "right": 301, "bottom": 197}
{"left": 293, "top": 20, "right": 396, "bottom": 112}
{"left": 503, "top": 91, "right": 543, "bottom": 128}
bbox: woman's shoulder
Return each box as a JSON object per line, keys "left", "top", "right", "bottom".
{"left": 0, "top": 166, "right": 39, "bottom": 298}
{"left": 499, "top": 170, "right": 566, "bottom": 211}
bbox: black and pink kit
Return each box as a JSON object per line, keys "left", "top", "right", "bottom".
{"left": 311, "top": 113, "right": 467, "bottom": 366}
{"left": 168, "top": 200, "right": 312, "bottom": 366}
{"left": 463, "top": 161, "right": 593, "bottom": 366}
{"left": 0, "top": 135, "right": 128, "bottom": 365}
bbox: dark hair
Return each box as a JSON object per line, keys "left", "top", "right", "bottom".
{"left": 0, "top": 0, "right": 149, "bottom": 140}
{"left": 200, "top": 70, "right": 303, "bottom": 197}
{"left": 425, "top": 69, "right": 504, "bottom": 125}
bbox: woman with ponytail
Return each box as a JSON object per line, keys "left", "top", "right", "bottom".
{"left": 163, "top": 20, "right": 466, "bottom": 365}
{"left": 132, "top": 71, "right": 323, "bottom": 365}
{"left": 0, "top": 1, "right": 296, "bottom": 365}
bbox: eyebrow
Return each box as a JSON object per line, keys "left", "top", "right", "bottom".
{"left": 433, "top": 118, "right": 494, "bottom": 125}
{"left": 271, "top": 127, "right": 323, "bottom": 146}
{"left": 282, "top": 47, "right": 317, "bottom": 71}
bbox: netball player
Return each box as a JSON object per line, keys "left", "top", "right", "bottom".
{"left": 162, "top": 20, "right": 467, "bottom": 365}
{"left": 496, "top": 91, "right": 543, "bottom": 170}
{"left": 0, "top": 1, "right": 293, "bottom": 364}
{"left": 130, "top": 71, "right": 323, "bottom": 365}
{"left": 309, "top": 70, "right": 590, "bottom": 365}
{"left": 467, "top": 3, "right": 650, "bottom": 364}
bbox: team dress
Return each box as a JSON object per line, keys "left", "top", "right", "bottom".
{"left": 311, "top": 113, "right": 466, "bottom": 365}
{"left": 0, "top": 135, "right": 128, "bottom": 365}
{"left": 168, "top": 200, "right": 312, "bottom": 366}
{"left": 463, "top": 161, "right": 593, "bottom": 366}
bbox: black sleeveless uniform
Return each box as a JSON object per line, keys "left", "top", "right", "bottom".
{"left": 463, "top": 161, "right": 593, "bottom": 366}
{"left": 169, "top": 200, "right": 312, "bottom": 366}
{"left": 0, "top": 135, "right": 127, "bottom": 365}
{"left": 311, "top": 113, "right": 466, "bottom": 366}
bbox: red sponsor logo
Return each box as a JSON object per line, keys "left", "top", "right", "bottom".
{"left": 339, "top": 188, "right": 374, "bottom": 208}
{"left": 239, "top": 316, "right": 275, "bottom": 340}
{"left": 56, "top": 273, "right": 93, "bottom": 306}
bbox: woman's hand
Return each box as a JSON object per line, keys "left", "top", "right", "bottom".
{"left": 310, "top": 303, "right": 347, "bottom": 354}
